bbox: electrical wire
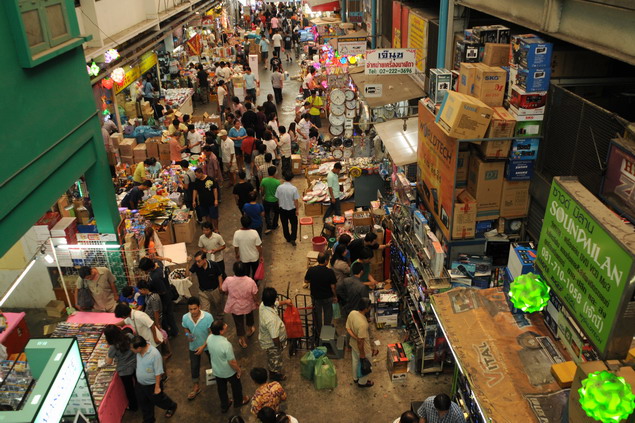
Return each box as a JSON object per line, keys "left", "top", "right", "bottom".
{"left": 79, "top": 8, "right": 121, "bottom": 47}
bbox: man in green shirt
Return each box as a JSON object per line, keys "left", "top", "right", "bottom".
{"left": 323, "top": 161, "right": 342, "bottom": 221}
{"left": 260, "top": 166, "right": 281, "bottom": 234}
{"left": 351, "top": 247, "right": 378, "bottom": 287}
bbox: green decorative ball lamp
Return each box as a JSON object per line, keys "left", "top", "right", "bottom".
{"left": 508, "top": 272, "right": 550, "bottom": 313}
{"left": 578, "top": 370, "right": 635, "bottom": 423}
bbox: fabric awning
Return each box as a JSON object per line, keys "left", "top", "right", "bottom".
{"left": 374, "top": 118, "right": 418, "bottom": 166}
{"left": 350, "top": 74, "right": 425, "bottom": 108}
{"left": 306, "top": 0, "right": 340, "bottom": 13}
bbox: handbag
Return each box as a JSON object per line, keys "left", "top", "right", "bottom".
{"left": 77, "top": 281, "right": 94, "bottom": 310}
{"left": 332, "top": 303, "right": 341, "bottom": 320}
{"left": 283, "top": 305, "right": 304, "bottom": 338}
{"left": 254, "top": 261, "right": 265, "bottom": 281}
{"left": 359, "top": 357, "right": 372, "bottom": 377}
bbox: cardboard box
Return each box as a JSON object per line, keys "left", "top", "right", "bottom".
{"left": 304, "top": 201, "right": 323, "bottom": 217}
{"left": 505, "top": 160, "right": 534, "bottom": 181}
{"left": 482, "top": 43, "right": 510, "bottom": 67}
{"left": 158, "top": 142, "right": 171, "bottom": 155}
{"left": 486, "top": 107, "right": 516, "bottom": 138}
{"left": 452, "top": 190, "right": 477, "bottom": 239}
{"left": 120, "top": 155, "right": 134, "bottom": 166}
{"left": 146, "top": 137, "right": 160, "bottom": 158}
{"left": 436, "top": 91, "right": 493, "bottom": 139}
{"left": 509, "top": 138, "right": 540, "bottom": 161}
{"left": 57, "top": 196, "right": 72, "bottom": 217}
{"left": 291, "top": 154, "right": 302, "bottom": 175}
{"left": 389, "top": 371, "right": 407, "bottom": 382}
{"left": 387, "top": 343, "right": 409, "bottom": 373}
{"left": 467, "top": 155, "right": 505, "bottom": 220}
{"left": 353, "top": 211, "right": 373, "bottom": 227}
{"left": 429, "top": 68, "right": 452, "bottom": 104}
{"left": 508, "top": 104, "right": 546, "bottom": 117}
{"left": 472, "top": 25, "right": 499, "bottom": 44}
{"left": 458, "top": 62, "right": 479, "bottom": 95}
{"left": 45, "top": 300, "right": 66, "bottom": 317}
{"left": 473, "top": 64, "right": 506, "bottom": 107}
{"left": 455, "top": 39, "right": 481, "bottom": 65}
{"left": 513, "top": 67, "right": 551, "bottom": 92}
{"left": 118, "top": 138, "right": 137, "bottom": 156}
{"left": 109, "top": 132, "right": 122, "bottom": 149}
{"left": 516, "top": 37, "right": 553, "bottom": 69}
{"left": 341, "top": 201, "right": 355, "bottom": 213}
{"left": 156, "top": 222, "right": 175, "bottom": 245}
{"left": 173, "top": 213, "right": 197, "bottom": 243}
{"left": 509, "top": 86, "right": 547, "bottom": 109}
{"left": 476, "top": 139, "right": 512, "bottom": 159}
{"left": 514, "top": 120, "right": 543, "bottom": 137}
{"left": 456, "top": 150, "right": 470, "bottom": 186}
{"left": 133, "top": 144, "right": 147, "bottom": 162}
{"left": 499, "top": 180, "right": 530, "bottom": 217}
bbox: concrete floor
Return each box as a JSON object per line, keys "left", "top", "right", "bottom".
{"left": 11, "top": 59, "right": 453, "bottom": 423}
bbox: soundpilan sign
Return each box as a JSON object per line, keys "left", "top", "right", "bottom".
{"left": 535, "top": 177, "right": 635, "bottom": 359}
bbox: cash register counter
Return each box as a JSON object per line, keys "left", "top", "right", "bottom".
{"left": 431, "top": 287, "right": 571, "bottom": 423}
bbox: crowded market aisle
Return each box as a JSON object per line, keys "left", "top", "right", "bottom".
{"left": 118, "top": 59, "right": 450, "bottom": 423}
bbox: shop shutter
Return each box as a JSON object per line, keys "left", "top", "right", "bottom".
{"left": 528, "top": 83, "right": 627, "bottom": 240}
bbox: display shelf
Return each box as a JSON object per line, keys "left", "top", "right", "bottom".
{"left": 0, "top": 358, "right": 34, "bottom": 411}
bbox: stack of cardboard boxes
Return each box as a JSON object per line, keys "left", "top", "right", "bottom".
{"left": 386, "top": 343, "right": 409, "bottom": 382}
{"left": 118, "top": 138, "right": 137, "bottom": 166}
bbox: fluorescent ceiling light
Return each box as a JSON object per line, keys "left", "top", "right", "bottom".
{"left": 56, "top": 244, "right": 121, "bottom": 250}
{"left": 44, "top": 254, "right": 54, "bottom": 264}
{"left": 0, "top": 259, "right": 36, "bottom": 307}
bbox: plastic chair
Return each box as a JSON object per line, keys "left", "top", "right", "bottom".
{"left": 299, "top": 217, "right": 315, "bottom": 239}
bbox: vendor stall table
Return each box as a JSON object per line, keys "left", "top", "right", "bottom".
{"left": 0, "top": 312, "right": 30, "bottom": 355}
{"left": 65, "top": 312, "right": 127, "bottom": 423}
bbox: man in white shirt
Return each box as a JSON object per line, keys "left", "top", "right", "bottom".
{"left": 187, "top": 125, "right": 203, "bottom": 154}
{"left": 278, "top": 126, "right": 292, "bottom": 175}
{"left": 233, "top": 215, "right": 263, "bottom": 279}
{"left": 302, "top": 66, "right": 316, "bottom": 98}
{"left": 220, "top": 130, "right": 236, "bottom": 185}
{"left": 198, "top": 221, "right": 227, "bottom": 277}
{"left": 297, "top": 113, "right": 313, "bottom": 161}
{"left": 271, "top": 30, "right": 283, "bottom": 58}
{"left": 274, "top": 172, "right": 299, "bottom": 246}
{"left": 115, "top": 303, "right": 163, "bottom": 347}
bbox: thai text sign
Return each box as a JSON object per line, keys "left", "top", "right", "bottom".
{"left": 536, "top": 177, "right": 635, "bottom": 358}
{"left": 114, "top": 51, "right": 158, "bottom": 93}
{"left": 338, "top": 37, "right": 367, "bottom": 56}
{"left": 365, "top": 49, "right": 417, "bottom": 75}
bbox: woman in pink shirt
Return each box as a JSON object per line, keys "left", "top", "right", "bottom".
{"left": 222, "top": 261, "right": 259, "bottom": 349}
{"left": 169, "top": 131, "right": 187, "bottom": 162}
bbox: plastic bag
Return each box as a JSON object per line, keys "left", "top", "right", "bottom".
{"left": 358, "top": 357, "right": 372, "bottom": 377}
{"left": 332, "top": 303, "right": 341, "bottom": 320}
{"left": 283, "top": 305, "right": 304, "bottom": 338}
{"left": 314, "top": 355, "right": 337, "bottom": 390}
{"left": 77, "top": 286, "right": 94, "bottom": 310}
{"left": 300, "top": 346, "right": 327, "bottom": 380}
{"left": 254, "top": 261, "right": 265, "bottom": 281}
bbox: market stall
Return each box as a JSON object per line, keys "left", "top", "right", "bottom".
{"left": 351, "top": 73, "right": 424, "bottom": 122}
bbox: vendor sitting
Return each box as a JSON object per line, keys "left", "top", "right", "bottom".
{"left": 120, "top": 180, "right": 152, "bottom": 210}
{"left": 133, "top": 157, "right": 160, "bottom": 185}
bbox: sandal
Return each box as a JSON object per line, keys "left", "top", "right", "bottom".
{"left": 246, "top": 327, "right": 256, "bottom": 337}
{"left": 357, "top": 381, "right": 374, "bottom": 388}
{"left": 234, "top": 396, "right": 251, "bottom": 408}
{"left": 238, "top": 339, "right": 248, "bottom": 349}
{"left": 165, "top": 404, "right": 177, "bottom": 418}
{"left": 187, "top": 389, "right": 201, "bottom": 400}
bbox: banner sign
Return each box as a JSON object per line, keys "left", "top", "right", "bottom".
{"left": 407, "top": 12, "right": 427, "bottom": 72}
{"left": 114, "top": 51, "right": 157, "bottom": 94}
{"left": 337, "top": 37, "right": 367, "bottom": 56}
{"left": 348, "top": 11, "right": 363, "bottom": 23}
{"left": 536, "top": 177, "right": 635, "bottom": 358}
{"left": 365, "top": 49, "right": 416, "bottom": 75}
{"left": 417, "top": 101, "right": 457, "bottom": 240}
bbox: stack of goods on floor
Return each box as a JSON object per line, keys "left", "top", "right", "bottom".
{"left": 51, "top": 323, "right": 117, "bottom": 408}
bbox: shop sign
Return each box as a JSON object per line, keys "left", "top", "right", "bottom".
{"left": 407, "top": 12, "right": 427, "bottom": 72}
{"left": 363, "top": 84, "right": 382, "bottom": 97}
{"left": 417, "top": 101, "right": 458, "bottom": 240}
{"left": 337, "top": 36, "right": 366, "bottom": 56}
{"left": 600, "top": 138, "right": 635, "bottom": 224}
{"left": 392, "top": 1, "right": 401, "bottom": 48}
{"left": 365, "top": 49, "right": 416, "bottom": 75}
{"left": 348, "top": 12, "right": 363, "bottom": 23}
{"left": 114, "top": 51, "right": 158, "bottom": 94}
{"left": 535, "top": 177, "right": 635, "bottom": 359}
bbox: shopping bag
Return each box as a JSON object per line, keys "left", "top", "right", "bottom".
{"left": 254, "top": 261, "right": 265, "bottom": 281}
{"left": 77, "top": 286, "right": 94, "bottom": 310}
{"left": 300, "top": 347, "right": 327, "bottom": 380}
{"left": 358, "top": 357, "right": 372, "bottom": 377}
{"left": 283, "top": 305, "right": 304, "bottom": 339}
{"left": 313, "top": 356, "right": 337, "bottom": 390}
{"left": 332, "top": 303, "right": 341, "bottom": 320}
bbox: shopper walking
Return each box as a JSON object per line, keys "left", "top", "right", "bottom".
{"left": 189, "top": 251, "right": 224, "bottom": 321}
{"left": 271, "top": 66, "right": 284, "bottom": 104}
{"left": 138, "top": 258, "right": 178, "bottom": 338}
{"left": 271, "top": 29, "right": 283, "bottom": 57}
{"left": 104, "top": 325, "right": 137, "bottom": 411}
{"left": 228, "top": 119, "right": 247, "bottom": 171}
{"left": 233, "top": 171, "right": 256, "bottom": 213}
{"left": 262, "top": 94, "right": 277, "bottom": 118}
{"left": 304, "top": 252, "right": 338, "bottom": 332}
{"left": 192, "top": 167, "right": 220, "bottom": 231}
{"left": 137, "top": 280, "right": 172, "bottom": 359}
{"left": 217, "top": 81, "right": 229, "bottom": 115}
{"left": 220, "top": 130, "right": 236, "bottom": 186}
{"left": 198, "top": 222, "right": 227, "bottom": 277}
{"left": 259, "top": 37, "right": 270, "bottom": 70}
{"left": 243, "top": 67, "right": 259, "bottom": 100}
{"left": 182, "top": 296, "right": 214, "bottom": 401}
{"left": 75, "top": 266, "right": 118, "bottom": 312}
{"left": 222, "top": 262, "right": 258, "bottom": 349}
{"left": 416, "top": 394, "right": 466, "bottom": 423}
{"left": 243, "top": 191, "right": 265, "bottom": 236}
{"left": 278, "top": 126, "right": 292, "bottom": 175}
{"left": 260, "top": 166, "right": 280, "bottom": 234}
{"left": 241, "top": 128, "right": 257, "bottom": 180}
{"left": 302, "top": 66, "right": 316, "bottom": 98}
{"left": 249, "top": 367, "right": 287, "bottom": 416}
{"left": 206, "top": 320, "right": 251, "bottom": 413}
{"left": 131, "top": 335, "right": 178, "bottom": 421}
{"left": 283, "top": 31, "right": 293, "bottom": 62}
{"left": 114, "top": 303, "right": 163, "bottom": 348}
{"left": 233, "top": 215, "right": 263, "bottom": 279}
{"left": 275, "top": 172, "right": 299, "bottom": 246}
{"left": 197, "top": 64, "right": 210, "bottom": 104}
{"left": 242, "top": 104, "right": 258, "bottom": 132}
{"left": 346, "top": 298, "right": 377, "bottom": 388}
{"left": 259, "top": 287, "right": 292, "bottom": 381}
{"left": 323, "top": 162, "right": 342, "bottom": 221}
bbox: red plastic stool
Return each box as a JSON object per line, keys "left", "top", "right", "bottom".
{"left": 299, "top": 217, "right": 315, "bottom": 240}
